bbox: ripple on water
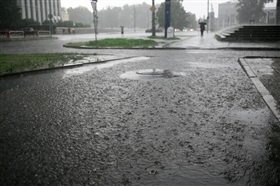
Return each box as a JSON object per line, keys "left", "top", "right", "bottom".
{"left": 120, "top": 69, "right": 186, "bottom": 81}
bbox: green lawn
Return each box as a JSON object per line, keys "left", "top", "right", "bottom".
{"left": 65, "top": 38, "right": 158, "bottom": 48}
{"left": 0, "top": 53, "right": 83, "bottom": 75}
{"left": 147, "top": 36, "right": 180, "bottom": 40}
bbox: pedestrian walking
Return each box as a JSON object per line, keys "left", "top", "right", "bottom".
{"left": 199, "top": 22, "right": 206, "bottom": 37}
{"left": 120, "top": 26, "right": 124, "bottom": 35}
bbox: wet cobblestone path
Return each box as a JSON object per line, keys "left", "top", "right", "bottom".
{"left": 1, "top": 49, "right": 280, "bottom": 185}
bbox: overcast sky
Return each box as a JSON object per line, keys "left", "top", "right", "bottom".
{"left": 61, "top": 0, "right": 276, "bottom": 19}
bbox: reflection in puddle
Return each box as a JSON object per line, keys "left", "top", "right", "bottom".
{"left": 120, "top": 69, "right": 186, "bottom": 80}
{"left": 245, "top": 58, "right": 276, "bottom": 76}
{"left": 63, "top": 56, "right": 150, "bottom": 78}
{"left": 255, "top": 66, "right": 274, "bottom": 75}
{"left": 229, "top": 109, "right": 270, "bottom": 124}
{"left": 187, "top": 62, "right": 230, "bottom": 69}
{"left": 187, "top": 50, "right": 215, "bottom": 54}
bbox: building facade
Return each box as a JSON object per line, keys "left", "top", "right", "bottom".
{"left": 264, "top": 7, "right": 276, "bottom": 24}
{"left": 60, "top": 9, "right": 69, "bottom": 21}
{"left": 16, "top": 0, "right": 61, "bottom": 23}
{"left": 218, "top": 2, "right": 238, "bottom": 30}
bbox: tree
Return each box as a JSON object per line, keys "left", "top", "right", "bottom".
{"left": 265, "top": 0, "right": 280, "bottom": 24}
{"left": 236, "top": 0, "right": 276, "bottom": 24}
{"left": 271, "top": 0, "right": 280, "bottom": 24}
{"left": 185, "top": 12, "right": 197, "bottom": 30}
{"left": 98, "top": 3, "right": 151, "bottom": 29}
{"left": 18, "top": 18, "right": 41, "bottom": 28}
{"left": 0, "top": 0, "right": 21, "bottom": 29}
{"left": 236, "top": 0, "right": 265, "bottom": 23}
{"left": 156, "top": 0, "right": 189, "bottom": 30}
{"left": 67, "top": 6, "right": 92, "bottom": 25}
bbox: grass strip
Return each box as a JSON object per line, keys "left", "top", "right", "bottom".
{"left": 0, "top": 53, "right": 83, "bottom": 75}
{"left": 147, "top": 36, "right": 180, "bottom": 40}
{"left": 66, "top": 38, "right": 158, "bottom": 48}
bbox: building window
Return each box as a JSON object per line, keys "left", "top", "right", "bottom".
{"left": 24, "top": 0, "right": 28, "bottom": 18}
{"left": 49, "top": 0, "right": 52, "bottom": 15}
{"left": 45, "top": 0, "right": 48, "bottom": 18}
{"left": 35, "top": 0, "right": 39, "bottom": 22}
{"left": 40, "top": 0, "right": 44, "bottom": 22}
{"left": 30, "top": 0, "right": 33, "bottom": 19}
{"left": 54, "top": 0, "right": 56, "bottom": 15}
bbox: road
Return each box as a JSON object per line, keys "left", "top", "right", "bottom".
{"left": 0, "top": 31, "right": 198, "bottom": 54}
{"left": 1, "top": 33, "right": 280, "bottom": 185}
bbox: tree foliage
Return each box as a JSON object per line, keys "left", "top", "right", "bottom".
{"left": 98, "top": 3, "right": 151, "bottom": 29}
{"left": 236, "top": 0, "right": 274, "bottom": 23}
{"left": 156, "top": 0, "right": 194, "bottom": 30}
{"left": 0, "top": 0, "right": 21, "bottom": 29}
{"left": 67, "top": 6, "right": 92, "bottom": 25}
{"left": 185, "top": 12, "right": 197, "bottom": 29}
{"left": 18, "top": 19, "right": 41, "bottom": 28}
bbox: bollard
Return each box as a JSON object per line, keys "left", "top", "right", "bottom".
{"left": 120, "top": 26, "right": 124, "bottom": 35}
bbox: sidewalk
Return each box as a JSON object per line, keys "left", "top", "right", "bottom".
{"left": 239, "top": 57, "right": 280, "bottom": 121}
{"left": 170, "top": 32, "right": 280, "bottom": 50}
{"left": 2, "top": 32, "right": 280, "bottom": 185}
{"left": 172, "top": 32, "right": 280, "bottom": 121}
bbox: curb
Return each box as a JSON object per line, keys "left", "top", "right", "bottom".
{"left": 63, "top": 45, "right": 280, "bottom": 51}
{"left": 217, "top": 47, "right": 280, "bottom": 51}
{"left": 238, "top": 57, "right": 280, "bottom": 121}
{"left": 63, "top": 44, "right": 186, "bottom": 50}
{"left": 0, "top": 37, "right": 58, "bottom": 42}
{"left": 0, "top": 56, "right": 138, "bottom": 78}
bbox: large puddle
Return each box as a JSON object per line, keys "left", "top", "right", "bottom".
{"left": 120, "top": 69, "right": 186, "bottom": 80}
{"left": 63, "top": 56, "right": 150, "bottom": 78}
{"left": 186, "top": 62, "right": 231, "bottom": 69}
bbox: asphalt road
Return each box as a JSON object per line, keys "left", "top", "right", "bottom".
{"left": 1, "top": 35, "right": 280, "bottom": 185}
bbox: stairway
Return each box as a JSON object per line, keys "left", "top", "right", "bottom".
{"left": 216, "top": 25, "right": 280, "bottom": 42}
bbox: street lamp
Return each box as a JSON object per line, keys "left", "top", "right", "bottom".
{"left": 165, "top": 0, "right": 171, "bottom": 38}
{"left": 90, "top": 0, "right": 98, "bottom": 41}
{"left": 207, "top": 0, "right": 209, "bottom": 33}
{"left": 48, "top": 14, "right": 53, "bottom": 36}
{"left": 152, "top": 0, "right": 156, "bottom": 36}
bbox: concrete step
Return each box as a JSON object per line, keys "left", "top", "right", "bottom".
{"left": 216, "top": 25, "right": 280, "bottom": 42}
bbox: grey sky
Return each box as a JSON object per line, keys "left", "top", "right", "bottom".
{"left": 61, "top": 0, "right": 276, "bottom": 19}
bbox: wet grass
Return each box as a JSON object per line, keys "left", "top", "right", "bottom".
{"left": 0, "top": 37, "right": 55, "bottom": 42}
{"left": 256, "top": 122, "right": 280, "bottom": 185}
{"left": 147, "top": 36, "right": 180, "bottom": 40}
{"left": 0, "top": 53, "right": 83, "bottom": 75}
{"left": 66, "top": 38, "right": 158, "bottom": 48}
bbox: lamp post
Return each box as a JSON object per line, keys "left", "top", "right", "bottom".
{"left": 48, "top": 14, "right": 53, "bottom": 36}
{"left": 91, "top": 0, "right": 98, "bottom": 41}
{"left": 277, "top": 0, "right": 280, "bottom": 25}
{"left": 207, "top": 0, "right": 209, "bottom": 33}
{"left": 165, "top": 0, "right": 171, "bottom": 38}
{"left": 152, "top": 0, "right": 156, "bottom": 37}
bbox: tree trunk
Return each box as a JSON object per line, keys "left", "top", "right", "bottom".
{"left": 277, "top": 0, "right": 280, "bottom": 24}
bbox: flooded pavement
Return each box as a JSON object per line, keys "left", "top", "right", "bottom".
{"left": 239, "top": 57, "right": 280, "bottom": 120}
{"left": 244, "top": 58, "right": 280, "bottom": 102}
{"left": 120, "top": 69, "right": 185, "bottom": 80}
{"left": 1, "top": 50, "right": 280, "bottom": 185}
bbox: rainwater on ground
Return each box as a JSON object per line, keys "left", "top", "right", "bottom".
{"left": 245, "top": 57, "right": 280, "bottom": 112}
{"left": 1, "top": 50, "right": 280, "bottom": 185}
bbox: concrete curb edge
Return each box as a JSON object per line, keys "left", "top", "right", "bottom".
{"left": 0, "top": 56, "right": 138, "bottom": 78}
{"left": 238, "top": 57, "right": 280, "bottom": 121}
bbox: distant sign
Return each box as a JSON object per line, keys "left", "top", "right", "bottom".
{"left": 38, "top": 31, "right": 51, "bottom": 37}
{"left": 48, "top": 14, "right": 53, "bottom": 20}
{"left": 150, "top": 6, "right": 156, "bottom": 12}
{"left": 9, "top": 31, "right": 24, "bottom": 38}
{"left": 167, "top": 27, "right": 174, "bottom": 38}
